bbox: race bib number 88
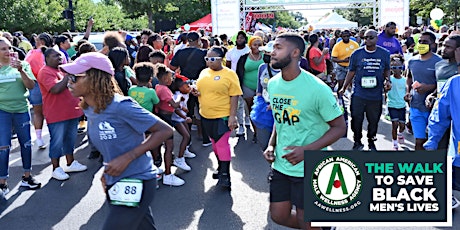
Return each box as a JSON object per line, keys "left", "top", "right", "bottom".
{"left": 108, "top": 178, "right": 143, "bottom": 207}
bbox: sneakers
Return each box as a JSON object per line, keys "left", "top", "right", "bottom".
{"left": 202, "top": 141, "right": 212, "bottom": 147}
{"left": 352, "top": 142, "right": 364, "bottom": 151}
{"left": 184, "top": 149, "right": 196, "bottom": 158}
{"left": 173, "top": 157, "right": 191, "bottom": 171}
{"left": 52, "top": 167, "right": 70, "bottom": 180}
{"left": 36, "top": 139, "right": 47, "bottom": 149}
{"left": 235, "top": 126, "right": 245, "bottom": 137}
{"left": 368, "top": 141, "right": 377, "bottom": 151}
{"left": 163, "top": 174, "right": 185, "bottom": 186}
{"left": 0, "top": 183, "right": 9, "bottom": 196}
{"left": 154, "top": 154, "right": 162, "bottom": 167}
{"left": 384, "top": 114, "right": 391, "bottom": 121}
{"left": 393, "top": 143, "right": 399, "bottom": 151}
{"left": 20, "top": 175, "right": 41, "bottom": 189}
{"left": 64, "top": 161, "right": 87, "bottom": 173}
{"left": 191, "top": 124, "right": 198, "bottom": 131}
{"left": 217, "top": 173, "right": 231, "bottom": 188}
{"left": 453, "top": 195, "right": 460, "bottom": 209}
{"left": 397, "top": 134, "right": 405, "bottom": 144}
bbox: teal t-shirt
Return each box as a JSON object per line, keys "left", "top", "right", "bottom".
{"left": 387, "top": 75, "right": 406, "bottom": 109}
{"left": 128, "top": 86, "right": 159, "bottom": 112}
{"left": 0, "top": 62, "right": 36, "bottom": 113}
{"left": 243, "top": 55, "right": 264, "bottom": 91}
{"left": 267, "top": 70, "right": 343, "bottom": 177}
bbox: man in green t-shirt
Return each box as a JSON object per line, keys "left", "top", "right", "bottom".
{"left": 264, "top": 33, "right": 346, "bottom": 229}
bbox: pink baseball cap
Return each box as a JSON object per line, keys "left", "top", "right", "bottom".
{"left": 60, "top": 52, "right": 114, "bottom": 76}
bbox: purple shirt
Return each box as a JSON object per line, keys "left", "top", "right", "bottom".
{"left": 377, "top": 32, "right": 402, "bottom": 55}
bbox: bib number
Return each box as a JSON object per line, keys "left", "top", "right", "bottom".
{"left": 437, "top": 79, "right": 447, "bottom": 95}
{"left": 262, "top": 89, "right": 270, "bottom": 103}
{"left": 361, "top": 76, "right": 377, "bottom": 88}
{"left": 108, "top": 178, "right": 143, "bottom": 207}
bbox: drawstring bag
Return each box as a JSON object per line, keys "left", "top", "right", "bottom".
{"left": 250, "top": 95, "right": 274, "bottom": 131}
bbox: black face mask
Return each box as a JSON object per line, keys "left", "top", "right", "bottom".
{"left": 263, "top": 54, "right": 271, "bottom": 63}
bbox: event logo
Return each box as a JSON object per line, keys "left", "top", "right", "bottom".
{"left": 312, "top": 156, "right": 362, "bottom": 212}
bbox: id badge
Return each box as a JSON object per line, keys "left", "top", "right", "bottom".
{"left": 262, "top": 89, "right": 270, "bottom": 103}
{"left": 361, "top": 76, "right": 377, "bottom": 88}
{"left": 108, "top": 178, "right": 143, "bottom": 207}
{"left": 437, "top": 79, "right": 447, "bottom": 95}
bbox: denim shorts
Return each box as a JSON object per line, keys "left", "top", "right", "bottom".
{"left": 388, "top": 107, "right": 406, "bottom": 123}
{"left": 334, "top": 64, "right": 348, "bottom": 80}
{"left": 47, "top": 118, "right": 79, "bottom": 159}
{"left": 409, "top": 107, "right": 430, "bottom": 139}
{"left": 242, "top": 84, "right": 256, "bottom": 99}
{"left": 28, "top": 81, "right": 43, "bottom": 106}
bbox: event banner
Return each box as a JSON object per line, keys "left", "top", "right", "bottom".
{"left": 244, "top": 0, "right": 370, "bottom": 6}
{"left": 304, "top": 150, "right": 451, "bottom": 226}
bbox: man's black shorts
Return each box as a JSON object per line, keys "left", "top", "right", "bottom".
{"left": 269, "top": 169, "right": 304, "bottom": 209}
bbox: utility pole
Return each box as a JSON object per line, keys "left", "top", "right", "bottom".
{"left": 69, "top": 0, "right": 75, "bottom": 32}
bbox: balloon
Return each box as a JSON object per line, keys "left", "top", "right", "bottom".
{"left": 184, "top": 24, "right": 191, "bottom": 31}
{"left": 435, "top": 19, "right": 443, "bottom": 27}
{"left": 430, "top": 8, "right": 444, "bottom": 20}
{"left": 430, "top": 20, "right": 439, "bottom": 30}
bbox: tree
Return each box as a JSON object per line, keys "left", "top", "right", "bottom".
{"left": 336, "top": 7, "right": 373, "bottom": 27}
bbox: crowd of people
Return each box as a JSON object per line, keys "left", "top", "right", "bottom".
{"left": 1, "top": 17, "right": 460, "bottom": 229}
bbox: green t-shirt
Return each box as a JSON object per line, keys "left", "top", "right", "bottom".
{"left": 67, "top": 45, "right": 77, "bottom": 59}
{"left": 0, "top": 62, "right": 36, "bottom": 113}
{"left": 128, "top": 86, "right": 159, "bottom": 112}
{"left": 243, "top": 55, "right": 264, "bottom": 91}
{"left": 267, "top": 70, "right": 343, "bottom": 177}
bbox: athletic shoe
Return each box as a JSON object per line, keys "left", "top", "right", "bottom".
{"left": 352, "top": 142, "right": 364, "bottom": 151}
{"left": 155, "top": 174, "right": 162, "bottom": 181}
{"left": 64, "top": 161, "right": 87, "bottom": 173}
{"left": 154, "top": 154, "right": 162, "bottom": 167}
{"left": 252, "top": 134, "right": 257, "bottom": 144}
{"left": 20, "top": 175, "right": 41, "bottom": 189}
{"left": 52, "top": 167, "right": 70, "bottom": 181}
{"left": 191, "top": 124, "right": 198, "bottom": 131}
{"left": 384, "top": 114, "right": 391, "bottom": 121}
{"left": 0, "top": 183, "right": 9, "bottom": 196}
{"left": 212, "top": 171, "right": 219, "bottom": 180}
{"left": 184, "top": 149, "right": 196, "bottom": 158}
{"left": 217, "top": 173, "right": 231, "bottom": 188}
{"left": 453, "top": 195, "right": 460, "bottom": 209}
{"left": 87, "top": 150, "right": 101, "bottom": 159}
{"left": 202, "top": 141, "right": 212, "bottom": 147}
{"left": 397, "top": 134, "right": 405, "bottom": 144}
{"left": 173, "top": 157, "right": 191, "bottom": 171}
{"left": 368, "top": 141, "right": 377, "bottom": 151}
{"left": 36, "top": 139, "right": 47, "bottom": 149}
{"left": 393, "top": 143, "right": 399, "bottom": 151}
{"left": 163, "top": 174, "right": 185, "bottom": 186}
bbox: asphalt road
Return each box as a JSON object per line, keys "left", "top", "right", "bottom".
{"left": 1, "top": 114, "right": 459, "bottom": 230}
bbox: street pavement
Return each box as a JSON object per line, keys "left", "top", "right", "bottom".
{"left": 1, "top": 114, "right": 459, "bottom": 230}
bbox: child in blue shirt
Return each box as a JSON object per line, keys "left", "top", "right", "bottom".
{"left": 386, "top": 54, "right": 407, "bottom": 150}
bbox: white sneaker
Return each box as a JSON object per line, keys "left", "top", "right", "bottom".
{"left": 173, "top": 157, "right": 191, "bottom": 171}
{"left": 65, "top": 161, "right": 87, "bottom": 173}
{"left": 453, "top": 195, "right": 460, "bottom": 209}
{"left": 184, "top": 149, "right": 196, "bottom": 158}
{"left": 36, "top": 139, "right": 47, "bottom": 149}
{"left": 52, "top": 167, "right": 70, "bottom": 180}
{"left": 397, "top": 134, "right": 405, "bottom": 144}
{"left": 163, "top": 174, "right": 185, "bottom": 186}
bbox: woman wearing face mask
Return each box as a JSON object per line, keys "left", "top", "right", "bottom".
{"left": 250, "top": 41, "right": 280, "bottom": 151}
{"left": 192, "top": 46, "right": 242, "bottom": 189}
{"left": 235, "top": 36, "right": 264, "bottom": 143}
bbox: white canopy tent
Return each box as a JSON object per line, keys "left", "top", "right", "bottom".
{"left": 312, "top": 12, "right": 358, "bottom": 29}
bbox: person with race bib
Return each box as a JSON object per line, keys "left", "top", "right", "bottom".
{"left": 62, "top": 52, "right": 173, "bottom": 230}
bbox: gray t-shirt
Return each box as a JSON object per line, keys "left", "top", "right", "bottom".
{"left": 85, "top": 94, "right": 158, "bottom": 185}
{"left": 408, "top": 54, "right": 442, "bottom": 112}
{"left": 435, "top": 59, "right": 458, "bottom": 92}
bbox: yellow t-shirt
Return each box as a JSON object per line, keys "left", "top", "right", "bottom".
{"left": 197, "top": 67, "right": 242, "bottom": 119}
{"left": 331, "top": 40, "right": 360, "bottom": 67}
